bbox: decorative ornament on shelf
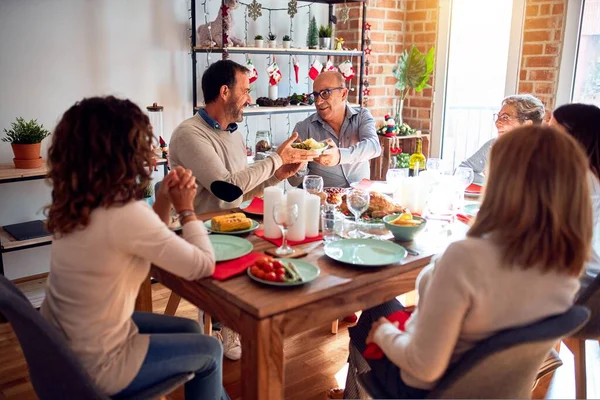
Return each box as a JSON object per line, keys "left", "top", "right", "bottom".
{"left": 287, "top": 0, "right": 298, "bottom": 18}
{"left": 363, "top": 87, "right": 370, "bottom": 97}
{"left": 292, "top": 55, "right": 300, "bottom": 84}
{"left": 309, "top": 58, "right": 323, "bottom": 81}
{"left": 334, "top": 37, "right": 344, "bottom": 51}
{"left": 248, "top": 0, "right": 263, "bottom": 21}
{"left": 339, "top": 1, "right": 350, "bottom": 24}
{"left": 383, "top": 115, "right": 397, "bottom": 137}
{"left": 159, "top": 136, "right": 170, "bottom": 171}
{"left": 267, "top": 61, "right": 282, "bottom": 86}
{"left": 197, "top": 0, "right": 244, "bottom": 47}
{"left": 362, "top": 21, "right": 373, "bottom": 106}
{"left": 339, "top": 60, "right": 355, "bottom": 81}
{"left": 307, "top": 16, "right": 319, "bottom": 49}
{"left": 324, "top": 59, "right": 338, "bottom": 72}
{"left": 364, "top": 22, "right": 371, "bottom": 31}
{"left": 246, "top": 58, "right": 258, "bottom": 84}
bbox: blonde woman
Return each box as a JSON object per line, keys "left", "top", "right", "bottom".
{"left": 341, "top": 125, "right": 592, "bottom": 398}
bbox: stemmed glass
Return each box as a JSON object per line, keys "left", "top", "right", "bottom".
{"left": 303, "top": 175, "right": 324, "bottom": 194}
{"left": 272, "top": 202, "right": 299, "bottom": 255}
{"left": 426, "top": 158, "right": 443, "bottom": 173}
{"left": 346, "top": 189, "right": 370, "bottom": 238}
{"left": 454, "top": 166, "right": 475, "bottom": 189}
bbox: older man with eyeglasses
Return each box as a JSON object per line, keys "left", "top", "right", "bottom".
{"left": 288, "top": 71, "right": 381, "bottom": 189}
{"left": 459, "top": 94, "right": 545, "bottom": 184}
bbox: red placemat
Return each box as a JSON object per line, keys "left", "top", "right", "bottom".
{"left": 241, "top": 197, "right": 264, "bottom": 215}
{"left": 254, "top": 229, "right": 322, "bottom": 246}
{"left": 355, "top": 178, "right": 374, "bottom": 190}
{"left": 465, "top": 183, "right": 483, "bottom": 194}
{"left": 456, "top": 213, "right": 472, "bottom": 225}
{"left": 211, "top": 252, "right": 263, "bottom": 281}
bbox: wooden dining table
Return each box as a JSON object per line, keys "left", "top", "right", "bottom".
{"left": 137, "top": 209, "right": 468, "bottom": 400}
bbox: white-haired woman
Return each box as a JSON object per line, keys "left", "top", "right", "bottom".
{"left": 459, "top": 94, "right": 545, "bottom": 184}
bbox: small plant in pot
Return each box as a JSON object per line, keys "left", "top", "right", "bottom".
{"left": 318, "top": 25, "right": 332, "bottom": 50}
{"left": 282, "top": 35, "right": 291, "bottom": 49}
{"left": 254, "top": 34, "right": 264, "bottom": 48}
{"left": 267, "top": 33, "right": 277, "bottom": 48}
{"left": 2, "top": 117, "right": 51, "bottom": 169}
{"left": 143, "top": 183, "right": 154, "bottom": 206}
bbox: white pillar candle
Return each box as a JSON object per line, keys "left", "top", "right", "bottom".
{"left": 263, "top": 186, "right": 283, "bottom": 239}
{"left": 305, "top": 194, "right": 321, "bottom": 237}
{"left": 287, "top": 188, "right": 306, "bottom": 242}
{"left": 268, "top": 85, "right": 278, "bottom": 100}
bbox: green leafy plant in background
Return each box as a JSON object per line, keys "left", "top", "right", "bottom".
{"left": 2, "top": 117, "right": 51, "bottom": 144}
{"left": 318, "top": 25, "right": 332, "bottom": 38}
{"left": 254, "top": 34, "right": 263, "bottom": 40}
{"left": 392, "top": 45, "right": 435, "bottom": 123}
{"left": 307, "top": 16, "right": 318, "bottom": 48}
{"left": 283, "top": 35, "right": 291, "bottom": 42}
{"left": 143, "top": 183, "right": 154, "bottom": 198}
{"left": 267, "top": 33, "right": 276, "bottom": 41}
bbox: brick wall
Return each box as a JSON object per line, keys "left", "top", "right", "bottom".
{"left": 518, "top": 0, "right": 567, "bottom": 115}
{"left": 336, "top": 0, "right": 567, "bottom": 134}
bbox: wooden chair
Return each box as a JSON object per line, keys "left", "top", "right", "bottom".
{"left": 369, "top": 135, "right": 431, "bottom": 181}
{"left": 355, "top": 306, "right": 590, "bottom": 399}
{"left": 562, "top": 272, "right": 600, "bottom": 399}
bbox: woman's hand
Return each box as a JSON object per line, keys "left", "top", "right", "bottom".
{"left": 168, "top": 168, "right": 198, "bottom": 213}
{"left": 366, "top": 317, "right": 400, "bottom": 344}
{"left": 155, "top": 169, "right": 181, "bottom": 202}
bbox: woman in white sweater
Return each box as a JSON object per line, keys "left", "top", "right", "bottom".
{"left": 342, "top": 125, "right": 593, "bottom": 398}
{"left": 40, "top": 96, "right": 228, "bottom": 399}
{"left": 550, "top": 103, "right": 600, "bottom": 291}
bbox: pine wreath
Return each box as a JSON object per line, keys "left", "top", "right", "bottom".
{"left": 248, "top": 0, "right": 262, "bottom": 21}
{"left": 287, "top": 0, "right": 298, "bottom": 18}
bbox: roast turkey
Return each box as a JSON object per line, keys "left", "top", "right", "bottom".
{"left": 339, "top": 191, "right": 405, "bottom": 218}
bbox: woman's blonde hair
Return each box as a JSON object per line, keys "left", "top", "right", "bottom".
{"left": 468, "top": 125, "right": 592, "bottom": 276}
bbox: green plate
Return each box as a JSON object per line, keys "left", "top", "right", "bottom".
{"left": 247, "top": 259, "right": 320, "bottom": 287}
{"left": 209, "top": 235, "right": 253, "bottom": 262}
{"left": 204, "top": 219, "right": 260, "bottom": 235}
{"left": 464, "top": 204, "right": 480, "bottom": 217}
{"left": 324, "top": 239, "right": 407, "bottom": 267}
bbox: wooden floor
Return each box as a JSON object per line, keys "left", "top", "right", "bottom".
{"left": 1, "top": 282, "right": 598, "bottom": 399}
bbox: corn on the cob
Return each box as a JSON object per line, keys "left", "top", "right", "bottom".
{"left": 211, "top": 213, "right": 246, "bottom": 225}
{"left": 211, "top": 214, "right": 252, "bottom": 232}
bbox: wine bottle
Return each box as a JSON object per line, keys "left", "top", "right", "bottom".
{"left": 409, "top": 133, "right": 426, "bottom": 176}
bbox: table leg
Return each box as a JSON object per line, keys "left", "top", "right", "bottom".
{"left": 135, "top": 273, "right": 153, "bottom": 313}
{"left": 241, "top": 315, "right": 284, "bottom": 400}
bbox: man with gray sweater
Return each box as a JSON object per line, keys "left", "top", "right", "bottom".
{"left": 170, "top": 60, "right": 316, "bottom": 215}
{"left": 169, "top": 60, "right": 316, "bottom": 361}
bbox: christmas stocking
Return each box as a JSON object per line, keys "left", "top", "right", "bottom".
{"left": 309, "top": 58, "right": 323, "bottom": 81}
{"left": 338, "top": 60, "right": 355, "bottom": 81}
{"left": 266, "top": 61, "right": 282, "bottom": 86}
{"left": 292, "top": 56, "right": 300, "bottom": 84}
{"left": 325, "top": 59, "right": 338, "bottom": 72}
{"left": 246, "top": 58, "right": 258, "bottom": 84}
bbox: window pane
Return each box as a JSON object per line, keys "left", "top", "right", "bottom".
{"left": 572, "top": 0, "right": 600, "bottom": 106}
{"left": 441, "top": 0, "right": 514, "bottom": 169}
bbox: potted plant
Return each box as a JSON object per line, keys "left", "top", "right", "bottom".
{"left": 254, "top": 34, "right": 264, "bottom": 48}
{"left": 142, "top": 183, "right": 154, "bottom": 206}
{"left": 267, "top": 33, "right": 277, "bottom": 48}
{"left": 307, "top": 17, "right": 318, "bottom": 49}
{"left": 2, "top": 117, "right": 51, "bottom": 169}
{"left": 282, "top": 35, "right": 291, "bottom": 49}
{"left": 318, "top": 25, "right": 332, "bottom": 50}
{"left": 392, "top": 45, "right": 435, "bottom": 125}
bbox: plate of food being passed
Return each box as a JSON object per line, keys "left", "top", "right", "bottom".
{"left": 205, "top": 212, "right": 259, "bottom": 235}
{"left": 291, "top": 138, "right": 329, "bottom": 155}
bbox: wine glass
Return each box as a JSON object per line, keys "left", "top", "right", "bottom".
{"left": 454, "top": 166, "right": 475, "bottom": 189}
{"left": 346, "top": 189, "right": 370, "bottom": 238}
{"left": 272, "top": 202, "right": 299, "bottom": 255}
{"left": 303, "top": 175, "right": 324, "bottom": 195}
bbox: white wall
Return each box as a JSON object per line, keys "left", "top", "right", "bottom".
{"left": 0, "top": 0, "right": 329, "bottom": 279}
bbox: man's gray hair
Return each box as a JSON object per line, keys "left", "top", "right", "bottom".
{"left": 502, "top": 94, "right": 545, "bottom": 123}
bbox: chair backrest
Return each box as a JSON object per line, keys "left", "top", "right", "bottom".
{"left": 0, "top": 275, "right": 108, "bottom": 400}
{"left": 573, "top": 272, "right": 600, "bottom": 338}
{"left": 427, "top": 305, "right": 590, "bottom": 399}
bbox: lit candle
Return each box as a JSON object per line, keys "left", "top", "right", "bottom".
{"left": 287, "top": 188, "right": 306, "bottom": 242}
{"left": 305, "top": 194, "right": 321, "bottom": 237}
{"left": 264, "top": 186, "right": 283, "bottom": 239}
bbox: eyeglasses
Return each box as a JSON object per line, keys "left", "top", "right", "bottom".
{"left": 493, "top": 113, "right": 518, "bottom": 123}
{"left": 310, "top": 87, "right": 345, "bottom": 100}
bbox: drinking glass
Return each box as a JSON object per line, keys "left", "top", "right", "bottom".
{"left": 426, "top": 158, "right": 443, "bottom": 173}
{"left": 386, "top": 168, "right": 410, "bottom": 185}
{"left": 346, "top": 189, "right": 370, "bottom": 238}
{"left": 303, "top": 175, "right": 324, "bottom": 195}
{"left": 272, "top": 202, "right": 299, "bottom": 255}
{"left": 321, "top": 205, "right": 344, "bottom": 243}
{"left": 454, "top": 166, "right": 475, "bottom": 189}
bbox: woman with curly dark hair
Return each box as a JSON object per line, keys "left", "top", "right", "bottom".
{"left": 40, "top": 96, "right": 228, "bottom": 399}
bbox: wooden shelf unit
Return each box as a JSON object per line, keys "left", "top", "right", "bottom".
{"left": 193, "top": 46, "right": 363, "bottom": 57}
{"left": 370, "top": 134, "right": 432, "bottom": 181}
